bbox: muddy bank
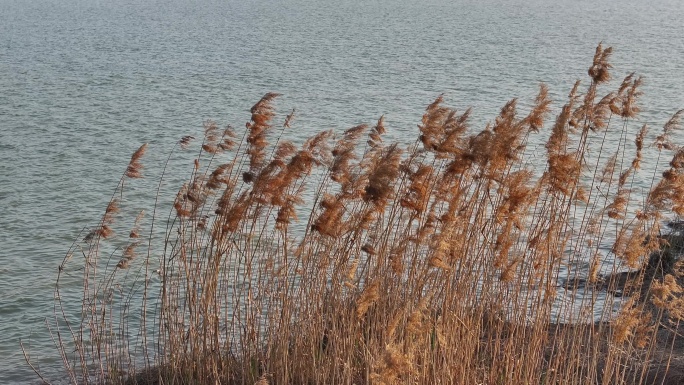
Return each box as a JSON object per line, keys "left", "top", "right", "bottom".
{"left": 557, "top": 226, "right": 684, "bottom": 384}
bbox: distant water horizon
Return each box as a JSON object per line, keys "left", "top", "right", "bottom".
{"left": 1, "top": 0, "right": 683, "bottom": 382}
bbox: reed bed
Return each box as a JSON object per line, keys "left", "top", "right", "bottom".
{"left": 38, "top": 45, "right": 684, "bottom": 384}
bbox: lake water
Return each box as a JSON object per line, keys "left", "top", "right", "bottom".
{"left": 1, "top": 0, "right": 683, "bottom": 382}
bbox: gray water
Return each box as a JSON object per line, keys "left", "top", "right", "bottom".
{"left": 1, "top": 0, "right": 683, "bottom": 382}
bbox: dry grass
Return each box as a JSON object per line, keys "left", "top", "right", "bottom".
{"left": 35, "top": 44, "right": 684, "bottom": 385}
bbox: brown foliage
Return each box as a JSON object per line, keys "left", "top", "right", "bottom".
{"left": 48, "top": 46, "right": 684, "bottom": 385}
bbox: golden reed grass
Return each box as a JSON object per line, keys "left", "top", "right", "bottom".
{"left": 34, "top": 44, "right": 684, "bottom": 385}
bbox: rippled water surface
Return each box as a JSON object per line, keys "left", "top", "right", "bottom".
{"left": 1, "top": 0, "right": 683, "bottom": 382}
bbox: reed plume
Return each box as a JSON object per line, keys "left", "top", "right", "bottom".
{"left": 125, "top": 143, "right": 148, "bottom": 178}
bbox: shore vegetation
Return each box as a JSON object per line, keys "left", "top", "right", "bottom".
{"left": 33, "top": 45, "right": 684, "bottom": 385}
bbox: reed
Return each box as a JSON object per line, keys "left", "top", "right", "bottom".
{"left": 36, "top": 44, "right": 684, "bottom": 385}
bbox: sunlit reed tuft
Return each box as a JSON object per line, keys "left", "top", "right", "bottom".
{"left": 40, "top": 45, "right": 684, "bottom": 385}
